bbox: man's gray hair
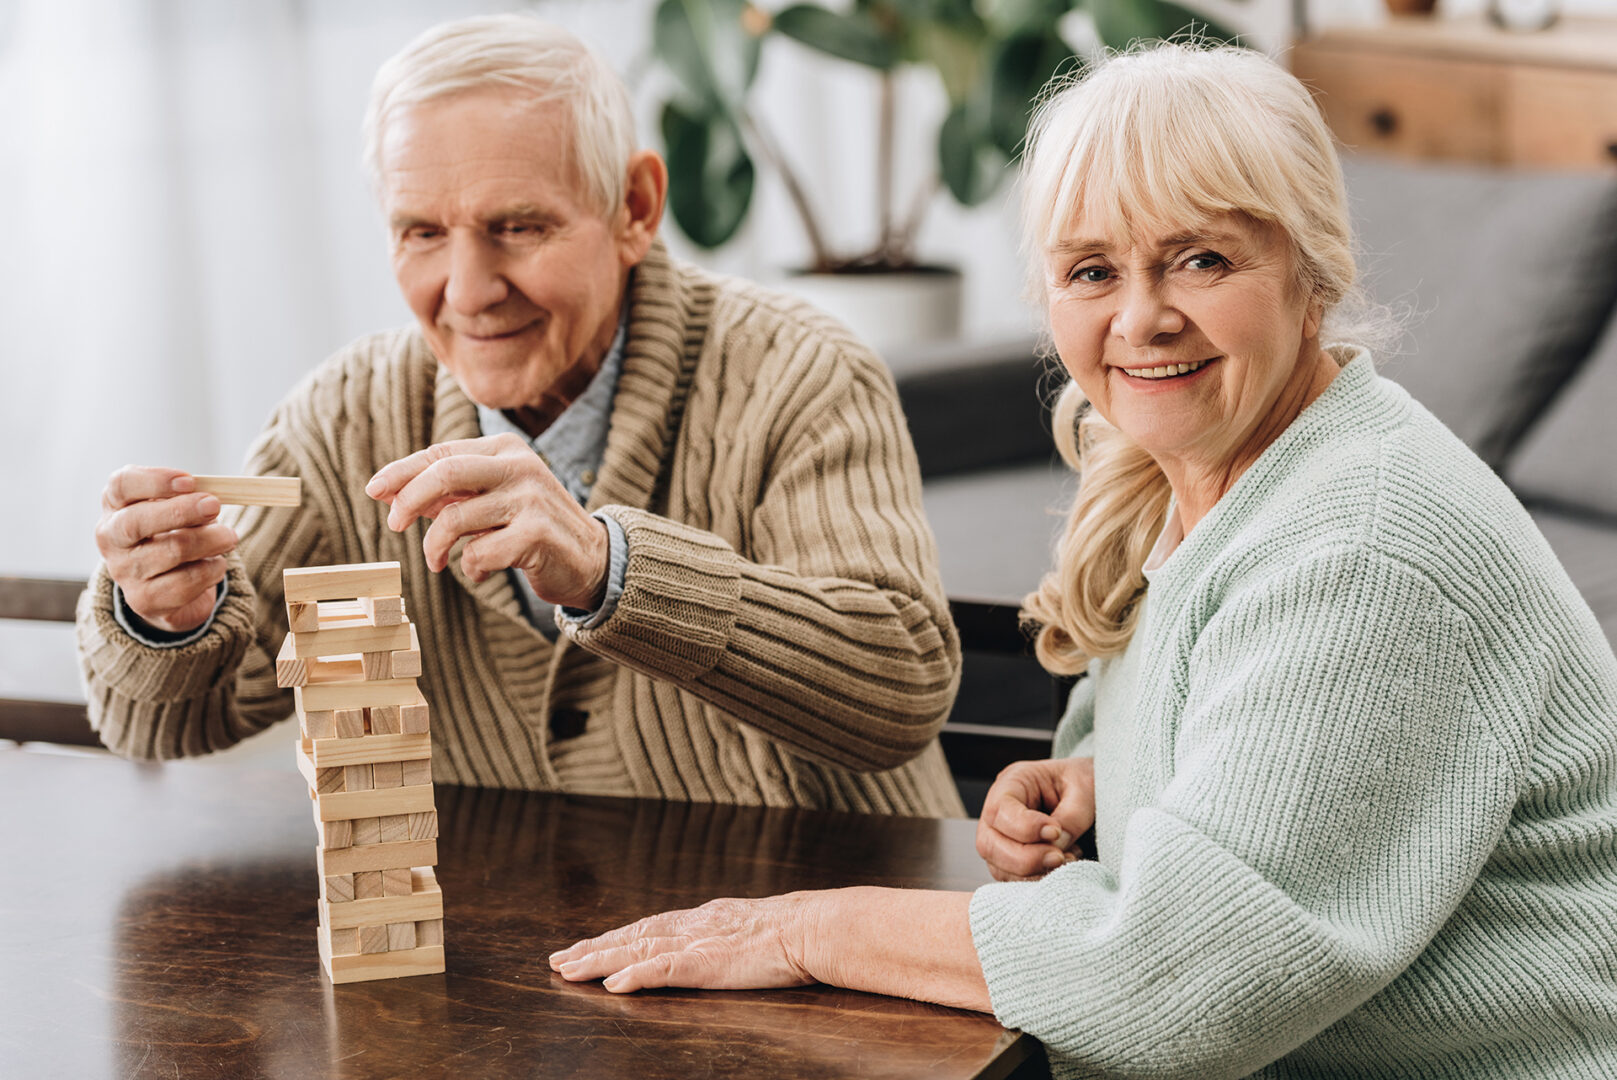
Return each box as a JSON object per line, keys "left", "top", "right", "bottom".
{"left": 362, "top": 14, "right": 636, "bottom": 216}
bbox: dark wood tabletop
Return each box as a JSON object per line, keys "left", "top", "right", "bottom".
{"left": 0, "top": 747, "right": 1043, "bottom": 1080}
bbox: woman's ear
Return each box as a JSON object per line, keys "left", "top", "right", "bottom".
{"left": 1303, "top": 297, "right": 1325, "bottom": 341}
{"left": 616, "top": 150, "right": 668, "bottom": 267}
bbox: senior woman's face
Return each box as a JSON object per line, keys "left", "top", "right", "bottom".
{"left": 1046, "top": 211, "right": 1325, "bottom": 475}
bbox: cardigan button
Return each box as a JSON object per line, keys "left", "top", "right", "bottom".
{"left": 550, "top": 707, "right": 589, "bottom": 740}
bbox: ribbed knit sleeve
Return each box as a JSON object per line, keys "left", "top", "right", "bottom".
{"left": 568, "top": 324, "right": 961, "bottom": 773}
{"left": 970, "top": 545, "right": 1514, "bottom": 1077}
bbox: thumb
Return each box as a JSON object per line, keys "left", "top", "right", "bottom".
{"left": 1048, "top": 774, "right": 1095, "bottom": 850}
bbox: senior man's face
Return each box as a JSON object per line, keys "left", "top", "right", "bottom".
{"left": 380, "top": 89, "right": 632, "bottom": 421}
{"left": 1047, "top": 211, "right": 1327, "bottom": 479}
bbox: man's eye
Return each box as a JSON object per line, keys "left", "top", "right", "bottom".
{"left": 402, "top": 226, "right": 442, "bottom": 243}
{"left": 497, "top": 223, "right": 538, "bottom": 237}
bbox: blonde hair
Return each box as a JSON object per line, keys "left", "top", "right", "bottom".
{"left": 362, "top": 14, "right": 636, "bottom": 217}
{"left": 1019, "top": 43, "right": 1358, "bottom": 674}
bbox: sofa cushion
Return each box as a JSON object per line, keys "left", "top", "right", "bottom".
{"left": 1530, "top": 509, "right": 1617, "bottom": 651}
{"left": 1341, "top": 154, "right": 1617, "bottom": 467}
{"left": 1507, "top": 314, "right": 1617, "bottom": 519}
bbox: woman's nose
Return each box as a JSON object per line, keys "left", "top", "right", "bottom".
{"left": 1110, "top": 280, "right": 1185, "bottom": 347}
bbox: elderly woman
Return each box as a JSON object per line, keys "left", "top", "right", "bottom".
{"left": 548, "top": 44, "right": 1617, "bottom": 1077}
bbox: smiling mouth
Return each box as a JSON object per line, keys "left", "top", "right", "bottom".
{"left": 1121, "top": 358, "right": 1214, "bottom": 380}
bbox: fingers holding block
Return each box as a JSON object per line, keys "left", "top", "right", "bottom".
{"left": 191, "top": 475, "right": 302, "bottom": 507}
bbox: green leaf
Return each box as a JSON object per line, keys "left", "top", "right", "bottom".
{"left": 653, "top": 0, "right": 761, "bottom": 111}
{"left": 905, "top": 19, "right": 986, "bottom": 104}
{"left": 1084, "top": 0, "right": 1243, "bottom": 50}
{"left": 986, "top": 29, "right": 1079, "bottom": 156}
{"left": 660, "top": 101, "right": 756, "bottom": 248}
{"left": 938, "top": 101, "right": 1010, "bottom": 205}
{"left": 774, "top": 5, "right": 899, "bottom": 69}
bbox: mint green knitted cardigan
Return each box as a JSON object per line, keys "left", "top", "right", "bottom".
{"left": 970, "top": 351, "right": 1617, "bottom": 1078}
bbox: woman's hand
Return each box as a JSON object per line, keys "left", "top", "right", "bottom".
{"left": 549, "top": 894, "right": 818, "bottom": 993}
{"left": 365, "top": 434, "right": 610, "bottom": 610}
{"left": 976, "top": 757, "right": 1096, "bottom": 881}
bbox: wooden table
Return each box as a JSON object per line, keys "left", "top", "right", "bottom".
{"left": 0, "top": 749, "right": 1043, "bottom": 1079}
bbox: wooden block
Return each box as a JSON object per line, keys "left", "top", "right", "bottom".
{"left": 387, "top": 626, "right": 422, "bottom": 678}
{"left": 415, "top": 919, "right": 444, "bottom": 947}
{"left": 315, "top": 783, "right": 435, "bottom": 822}
{"left": 287, "top": 601, "right": 319, "bottom": 633}
{"left": 324, "top": 874, "right": 355, "bottom": 904}
{"left": 368, "top": 705, "right": 400, "bottom": 735}
{"left": 343, "top": 764, "right": 373, "bottom": 792}
{"left": 352, "top": 817, "right": 381, "bottom": 845}
{"left": 406, "top": 812, "right": 438, "bottom": 840}
{"left": 192, "top": 475, "right": 302, "bottom": 507}
{"left": 399, "top": 700, "right": 430, "bottom": 735}
{"left": 319, "top": 818, "right": 352, "bottom": 850}
{"left": 401, "top": 758, "right": 432, "bottom": 786}
{"left": 275, "top": 634, "right": 309, "bottom": 688}
{"left": 378, "top": 814, "right": 409, "bottom": 842}
{"left": 361, "top": 595, "right": 405, "bottom": 626}
{"left": 387, "top": 922, "right": 418, "bottom": 950}
{"left": 297, "top": 678, "right": 424, "bottom": 712}
{"left": 299, "top": 707, "right": 335, "bottom": 740}
{"left": 382, "top": 868, "right": 412, "bottom": 896}
{"left": 334, "top": 707, "right": 366, "bottom": 739}
{"left": 321, "top": 943, "right": 445, "bottom": 984}
{"left": 361, "top": 651, "right": 392, "bottom": 681}
{"left": 291, "top": 619, "right": 412, "bottom": 659}
{"left": 327, "top": 927, "right": 359, "bottom": 956}
{"left": 371, "top": 761, "right": 403, "bottom": 789}
{"left": 354, "top": 871, "right": 384, "bottom": 900}
{"left": 317, "top": 838, "right": 438, "bottom": 878}
{"left": 324, "top": 881, "right": 443, "bottom": 931}
{"left": 315, "top": 766, "right": 345, "bottom": 796}
{"left": 307, "top": 656, "right": 365, "bottom": 684}
{"left": 283, "top": 562, "right": 402, "bottom": 604}
{"left": 358, "top": 923, "right": 389, "bottom": 953}
{"left": 308, "top": 731, "right": 430, "bottom": 769}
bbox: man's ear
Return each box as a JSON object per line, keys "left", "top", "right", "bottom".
{"left": 616, "top": 150, "right": 667, "bottom": 268}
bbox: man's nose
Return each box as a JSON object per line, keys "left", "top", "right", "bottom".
{"left": 1110, "top": 279, "right": 1185, "bottom": 347}
{"left": 443, "top": 232, "right": 510, "bottom": 316}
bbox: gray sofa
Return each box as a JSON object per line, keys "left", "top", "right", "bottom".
{"left": 899, "top": 154, "right": 1617, "bottom": 800}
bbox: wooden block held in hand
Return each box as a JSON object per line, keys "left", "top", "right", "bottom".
{"left": 387, "top": 921, "right": 417, "bottom": 951}
{"left": 358, "top": 924, "right": 389, "bottom": 954}
{"left": 354, "top": 871, "right": 384, "bottom": 899}
{"left": 383, "top": 868, "right": 412, "bottom": 896}
{"left": 192, "top": 475, "right": 302, "bottom": 507}
{"left": 416, "top": 918, "right": 444, "bottom": 947}
{"left": 283, "top": 562, "right": 402, "bottom": 604}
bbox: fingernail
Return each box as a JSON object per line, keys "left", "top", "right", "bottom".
{"left": 365, "top": 476, "right": 382, "bottom": 497}
{"left": 198, "top": 495, "right": 220, "bottom": 515}
{"left": 1039, "top": 825, "right": 1058, "bottom": 843}
{"left": 1064, "top": 852, "right": 1078, "bottom": 863}
{"left": 1042, "top": 850, "right": 1064, "bottom": 869}
{"left": 603, "top": 974, "right": 623, "bottom": 991}
{"left": 171, "top": 475, "right": 195, "bottom": 493}
{"left": 1054, "top": 829, "right": 1075, "bottom": 851}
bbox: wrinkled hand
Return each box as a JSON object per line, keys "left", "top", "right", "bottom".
{"left": 95, "top": 466, "right": 237, "bottom": 634}
{"left": 976, "top": 757, "right": 1096, "bottom": 881}
{"left": 366, "top": 434, "right": 610, "bottom": 610}
{"left": 548, "top": 894, "right": 819, "bottom": 994}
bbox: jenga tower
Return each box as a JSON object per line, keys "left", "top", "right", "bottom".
{"left": 275, "top": 561, "right": 446, "bottom": 983}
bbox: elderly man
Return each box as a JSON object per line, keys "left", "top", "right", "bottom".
{"left": 77, "top": 15, "right": 963, "bottom": 818}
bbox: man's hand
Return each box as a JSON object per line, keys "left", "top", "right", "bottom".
{"left": 95, "top": 466, "right": 237, "bottom": 634}
{"left": 975, "top": 757, "right": 1096, "bottom": 881}
{"left": 366, "top": 434, "right": 610, "bottom": 611}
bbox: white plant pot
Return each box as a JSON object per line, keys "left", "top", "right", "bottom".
{"left": 781, "top": 267, "right": 964, "bottom": 353}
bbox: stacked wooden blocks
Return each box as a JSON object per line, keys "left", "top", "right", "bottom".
{"left": 275, "top": 560, "right": 446, "bottom": 984}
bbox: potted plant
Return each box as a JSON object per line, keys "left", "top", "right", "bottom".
{"left": 651, "top": 0, "right": 1239, "bottom": 347}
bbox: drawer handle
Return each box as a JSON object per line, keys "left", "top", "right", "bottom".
{"left": 1369, "top": 109, "right": 1398, "bottom": 137}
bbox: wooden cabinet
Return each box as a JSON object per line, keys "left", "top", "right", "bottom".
{"left": 1291, "top": 17, "right": 1617, "bottom": 168}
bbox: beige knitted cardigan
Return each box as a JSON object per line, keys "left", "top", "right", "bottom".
{"left": 77, "top": 243, "right": 966, "bottom": 817}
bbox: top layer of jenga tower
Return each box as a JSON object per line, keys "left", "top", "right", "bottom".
{"left": 276, "top": 560, "right": 445, "bottom": 984}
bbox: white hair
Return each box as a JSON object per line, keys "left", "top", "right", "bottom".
{"left": 362, "top": 14, "right": 636, "bottom": 217}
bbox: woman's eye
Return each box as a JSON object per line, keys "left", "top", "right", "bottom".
{"left": 1184, "top": 253, "right": 1226, "bottom": 271}
{"left": 1070, "top": 266, "right": 1110, "bottom": 284}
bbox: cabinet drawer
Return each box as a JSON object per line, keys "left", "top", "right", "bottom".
{"left": 1508, "top": 67, "right": 1617, "bottom": 168}
{"left": 1292, "top": 44, "right": 1506, "bottom": 163}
